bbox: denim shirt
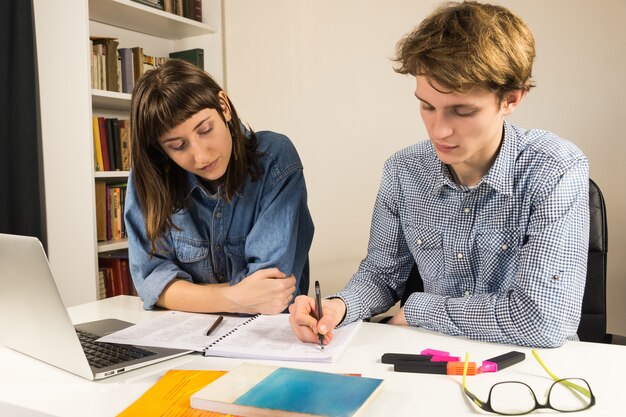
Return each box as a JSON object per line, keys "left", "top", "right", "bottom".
{"left": 124, "top": 131, "right": 314, "bottom": 310}
{"left": 336, "top": 122, "right": 589, "bottom": 348}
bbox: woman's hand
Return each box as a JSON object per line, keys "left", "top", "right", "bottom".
{"left": 227, "top": 268, "right": 296, "bottom": 315}
{"left": 288, "top": 295, "right": 346, "bottom": 346}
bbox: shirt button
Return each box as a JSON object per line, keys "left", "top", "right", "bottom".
{"left": 501, "top": 244, "right": 509, "bottom": 251}
{"left": 416, "top": 239, "right": 423, "bottom": 245}
{"left": 552, "top": 275, "right": 560, "bottom": 281}
{"left": 463, "top": 207, "right": 470, "bottom": 214}
{"left": 216, "top": 245, "right": 222, "bottom": 252}
{"left": 464, "top": 290, "right": 470, "bottom": 296}
{"left": 457, "top": 252, "right": 464, "bottom": 259}
{"left": 216, "top": 212, "right": 222, "bottom": 218}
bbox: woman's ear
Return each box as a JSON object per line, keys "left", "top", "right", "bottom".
{"left": 218, "top": 90, "right": 232, "bottom": 122}
{"left": 502, "top": 89, "right": 525, "bottom": 116}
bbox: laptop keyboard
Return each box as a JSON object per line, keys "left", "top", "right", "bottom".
{"left": 76, "top": 329, "right": 156, "bottom": 369}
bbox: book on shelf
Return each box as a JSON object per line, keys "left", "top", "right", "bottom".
{"left": 192, "top": 0, "right": 202, "bottom": 22}
{"left": 92, "top": 117, "right": 105, "bottom": 171}
{"left": 99, "top": 267, "right": 115, "bottom": 298}
{"left": 118, "top": 369, "right": 229, "bottom": 417}
{"left": 118, "top": 48, "right": 135, "bottom": 94}
{"left": 91, "top": 37, "right": 120, "bottom": 93}
{"left": 130, "top": 46, "right": 168, "bottom": 83}
{"left": 99, "top": 250, "right": 133, "bottom": 297}
{"left": 163, "top": 0, "right": 174, "bottom": 14}
{"left": 131, "top": 46, "right": 144, "bottom": 83}
{"left": 181, "top": 0, "right": 201, "bottom": 22}
{"left": 104, "top": 117, "right": 116, "bottom": 170}
{"left": 169, "top": 48, "right": 204, "bottom": 70}
{"left": 91, "top": 42, "right": 104, "bottom": 90}
{"left": 109, "top": 185, "right": 122, "bottom": 240}
{"left": 97, "top": 269, "right": 107, "bottom": 300}
{"left": 94, "top": 182, "right": 127, "bottom": 242}
{"left": 190, "top": 363, "right": 384, "bottom": 417}
{"left": 95, "top": 181, "right": 107, "bottom": 241}
{"left": 119, "top": 119, "right": 131, "bottom": 171}
{"left": 130, "top": 0, "right": 164, "bottom": 11}
{"left": 93, "top": 117, "right": 130, "bottom": 172}
{"left": 97, "top": 311, "right": 361, "bottom": 363}
{"left": 97, "top": 117, "right": 111, "bottom": 171}
{"left": 175, "top": 0, "right": 184, "bottom": 16}
{"left": 110, "top": 118, "right": 123, "bottom": 171}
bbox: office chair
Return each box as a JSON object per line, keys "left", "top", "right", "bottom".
{"left": 390, "top": 178, "right": 613, "bottom": 344}
{"left": 578, "top": 178, "right": 609, "bottom": 343}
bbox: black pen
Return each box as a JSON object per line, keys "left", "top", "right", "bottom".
{"left": 206, "top": 315, "right": 224, "bottom": 336}
{"left": 314, "top": 280, "right": 325, "bottom": 349}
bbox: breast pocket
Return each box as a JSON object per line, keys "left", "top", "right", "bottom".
{"left": 223, "top": 236, "right": 247, "bottom": 283}
{"left": 172, "top": 236, "right": 212, "bottom": 283}
{"left": 404, "top": 224, "right": 444, "bottom": 283}
{"left": 475, "top": 229, "right": 520, "bottom": 291}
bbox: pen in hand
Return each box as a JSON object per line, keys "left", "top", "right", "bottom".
{"left": 314, "top": 280, "right": 325, "bottom": 349}
{"left": 206, "top": 315, "right": 224, "bottom": 336}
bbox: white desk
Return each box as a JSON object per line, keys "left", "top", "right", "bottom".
{"left": 0, "top": 295, "right": 624, "bottom": 416}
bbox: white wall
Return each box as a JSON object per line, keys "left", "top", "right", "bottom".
{"left": 223, "top": 0, "right": 626, "bottom": 336}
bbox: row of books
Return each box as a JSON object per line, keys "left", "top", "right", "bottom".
{"left": 90, "top": 37, "right": 204, "bottom": 94}
{"left": 98, "top": 251, "right": 137, "bottom": 299}
{"left": 95, "top": 181, "right": 128, "bottom": 242}
{"left": 132, "top": 0, "right": 202, "bottom": 22}
{"left": 92, "top": 116, "right": 131, "bottom": 172}
{"left": 91, "top": 38, "right": 166, "bottom": 94}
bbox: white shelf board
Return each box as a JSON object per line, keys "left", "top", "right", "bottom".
{"left": 92, "top": 89, "right": 131, "bottom": 110}
{"left": 98, "top": 238, "right": 129, "bottom": 253}
{"left": 89, "top": 0, "right": 216, "bottom": 39}
{"left": 94, "top": 170, "right": 130, "bottom": 179}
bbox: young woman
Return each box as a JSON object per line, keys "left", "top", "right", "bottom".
{"left": 290, "top": 1, "right": 589, "bottom": 348}
{"left": 124, "top": 59, "right": 314, "bottom": 314}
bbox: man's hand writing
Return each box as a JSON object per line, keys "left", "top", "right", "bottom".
{"left": 288, "top": 295, "right": 346, "bottom": 346}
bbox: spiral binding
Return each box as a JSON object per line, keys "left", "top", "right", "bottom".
{"left": 203, "top": 314, "right": 259, "bottom": 355}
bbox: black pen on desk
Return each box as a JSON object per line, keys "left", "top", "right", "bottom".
{"left": 314, "top": 280, "right": 325, "bottom": 349}
{"left": 206, "top": 315, "right": 224, "bottom": 336}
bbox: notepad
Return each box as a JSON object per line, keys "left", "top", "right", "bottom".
{"left": 97, "top": 312, "right": 360, "bottom": 363}
{"left": 190, "top": 363, "right": 384, "bottom": 417}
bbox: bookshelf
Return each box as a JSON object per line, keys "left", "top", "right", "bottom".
{"left": 33, "top": 0, "right": 224, "bottom": 306}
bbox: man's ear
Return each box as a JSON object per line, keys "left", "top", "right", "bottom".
{"left": 218, "top": 90, "right": 232, "bottom": 122}
{"left": 502, "top": 89, "right": 525, "bottom": 116}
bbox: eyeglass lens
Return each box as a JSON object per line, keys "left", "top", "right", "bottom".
{"left": 490, "top": 382, "right": 537, "bottom": 414}
{"left": 549, "top": 378, "right": 593, "bottom": 412}
{"left": 488, "top": 379, "right": 592, "bottom": 415}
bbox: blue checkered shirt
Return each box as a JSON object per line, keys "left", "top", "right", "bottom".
{"left": 335, "top": 122, "right": 589, "bottom": 347}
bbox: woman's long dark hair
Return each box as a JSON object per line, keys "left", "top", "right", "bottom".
{"left": 130, "top": 59, "right": 262, "bottom": 253}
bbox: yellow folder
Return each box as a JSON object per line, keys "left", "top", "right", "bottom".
{"left": 117, "top": 369, "right": 238, "bottom": 417}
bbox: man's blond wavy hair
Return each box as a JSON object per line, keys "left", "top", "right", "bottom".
{"left": 394, "top": 1, "right": 536, "bottom": 99}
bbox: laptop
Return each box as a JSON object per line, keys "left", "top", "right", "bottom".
{"left": 0, "top": 233, "right": 191, "bottom": 380}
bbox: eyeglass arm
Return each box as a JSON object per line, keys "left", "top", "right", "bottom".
{"left": 531, "top": 350, "right": 591, "bottom": 398}
{"left": 462, "top": 353, "right": 486, "bottom": 408}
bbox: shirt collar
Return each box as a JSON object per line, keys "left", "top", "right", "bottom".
{"left": 186, "top": 173, "right": 220, "bottom": 200}
{"left": 480, "top": 121, "right": 516, "bottom": 196}
{"left": 430, "top": 121, "right": 516, "bottom": 196}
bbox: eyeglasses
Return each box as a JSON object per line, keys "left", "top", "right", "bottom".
{"left": 462, "top": 349, "right": 595, "bottom": 415}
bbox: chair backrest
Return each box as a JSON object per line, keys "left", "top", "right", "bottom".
{"left": 400, "top": 178, "right": 609, "bottom": 343}
{"left": 578, "top": 178, "right": 609, "bottom": 343}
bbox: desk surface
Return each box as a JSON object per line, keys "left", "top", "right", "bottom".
{"left": 0, "top": 295, "right": 623, "bottom": 416}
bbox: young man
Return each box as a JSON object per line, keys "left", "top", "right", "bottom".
{"left": 289, "top": 1, "right": 589, "bottom": 348}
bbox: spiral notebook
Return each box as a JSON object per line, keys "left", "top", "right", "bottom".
{"left": 97, "top": 311, "right": 361, "bottom": 363}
